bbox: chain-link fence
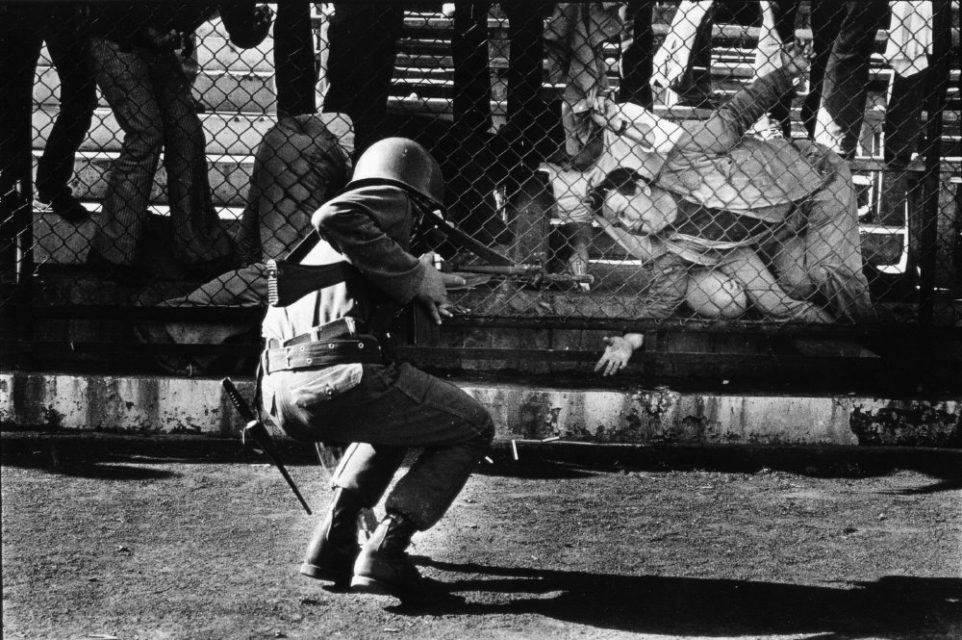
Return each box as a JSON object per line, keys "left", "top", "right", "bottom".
{"left": 1, "top": 1, "right": 960, "bottom": 384}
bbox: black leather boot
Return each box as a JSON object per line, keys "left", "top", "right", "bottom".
{"left": 351, "top": 513, "right": 455, "bottom": 604}
{"left": 299, "top": 488, "right": 363, "bottom": 588}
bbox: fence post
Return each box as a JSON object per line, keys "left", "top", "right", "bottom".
{"left": 917, "top": 0, "right": 953, "bottom": 323}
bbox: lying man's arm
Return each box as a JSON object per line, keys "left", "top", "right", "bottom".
{"left": 595, "top": 333, "right": 645, "bottom": 376}
{"left": 593, "top": 214, "right": 669, "bottom": 263}
{"left": 684, "top": 42, "right": 811, "bottom": 152}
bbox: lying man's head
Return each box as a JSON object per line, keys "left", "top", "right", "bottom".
{"left": 589, "top": 168, "right": 678, "bottom": 235}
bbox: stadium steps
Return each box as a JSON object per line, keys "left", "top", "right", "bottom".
{"left": 27, "top": 7, "right": 961, "bottom": 277}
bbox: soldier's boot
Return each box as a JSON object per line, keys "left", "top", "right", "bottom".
{"left": 299, "top": 488, "right": 363, "bottom": 588}
{"left": 351, "top": 513, "right": 453, "bottom": 604}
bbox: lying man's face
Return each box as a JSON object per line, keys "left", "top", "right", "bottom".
{"left": 602, "top": 181, "right": 678, "bottom": 235}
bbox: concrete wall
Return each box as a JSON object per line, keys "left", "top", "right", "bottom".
{"left": 2, "top": 372, "right": 959, "bottom": 447}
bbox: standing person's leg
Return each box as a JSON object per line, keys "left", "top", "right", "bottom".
{"left": 323, "top": 4, "right": 403, "bottom": 151}
{"left": 813, "top": 0, "right": 889, "bottom": 158}
{"left": 878, "top": 65, "right": 929, "bottom": 226}
{"left": 504, "top": 1, "right": 549, "bottom": 168}
{"left": 618, "top": 0, "right": 655, "bottom": 109}
{"left": 34, "top": 6, "right": 97, "bottom": 218}
{"left": 452, "top": 2, "right": 493, "bottom": 134}
{"left": 0, "top": 4, "right": 43, "bottom": 195}
{"left": 751, "top": 0, "right": 798, "bottom": 138}
{"left": 801, "top": 0, "right": 843, "bottom": 139}
{"left": 274, "top": 1, "right": 317, "bottom": 117}
{"left": 155, "top": 47, "right": 235, "bottom": 269}
{"left": 88, "top": 39, "right": 163, "bottom": 268}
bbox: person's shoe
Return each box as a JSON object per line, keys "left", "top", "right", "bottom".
{"left": 351, "top": 514, "right": 457, "bottom": 605}
{"left": 351, "top": 547, "right": 455, "bottom": 604}
{"left": 38, "top": 191, "right": 91, "bottom": 222}
{"left": 300, "top": 488, "right": 363, "bottom": 589}
{"left": 300, "top": 542, "right": 360, "bottom": 589}
{"left": 85, "top": 250, "right": 147, "bottom": 285}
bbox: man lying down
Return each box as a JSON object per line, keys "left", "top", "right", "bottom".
{"left": 539, "top": 43, "right": 876, "bottom": 375}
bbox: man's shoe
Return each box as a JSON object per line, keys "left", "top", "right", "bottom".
{"left": 300, "top": 542, "right": 359, "bottom": 589}
{"left": 300, "top": 488, "right": 364, "bottom": 589}
{"left": 351, "top": 548, "right": 454, "bottom": 605}
{"left": 38, "top": 191, "right": 91, "bottom": 222}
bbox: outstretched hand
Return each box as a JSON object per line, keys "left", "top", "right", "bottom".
{"left": 594, "top": 334, "right": 641, "bottom": 376}
{"left": 781, "top": 40, "right": 813, "bottom": 80}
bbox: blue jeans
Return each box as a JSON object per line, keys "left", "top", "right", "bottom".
{"left": 89, "top": 38, "right": 234, "bottom": 266}
{"left": 264, "top": 361, "right": 495, "bottom": 530}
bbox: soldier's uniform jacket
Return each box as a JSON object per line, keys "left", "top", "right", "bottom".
{"left": 261, "top": 184, "right": 428, "bottom": 399}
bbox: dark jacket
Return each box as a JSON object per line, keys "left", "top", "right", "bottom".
{"left": 89, "top": 2, "right": 270, "bottom": 51}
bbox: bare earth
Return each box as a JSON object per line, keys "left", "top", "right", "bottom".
{"left": 2, "top": 435, "right": 960, "bottom": 640}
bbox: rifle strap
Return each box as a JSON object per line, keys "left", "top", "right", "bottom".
{"left": 284, "top": 228, "right": 322, "bottom": 264}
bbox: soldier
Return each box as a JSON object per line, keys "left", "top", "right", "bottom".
{"left": 259, "top": 138, "right": 495, "bottom": 605}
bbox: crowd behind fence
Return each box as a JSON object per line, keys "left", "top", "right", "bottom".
{"left": 0, "top": 1, "right": 960, "bottom": 379}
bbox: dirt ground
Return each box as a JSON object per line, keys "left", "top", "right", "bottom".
{"left": 2, "top": 433, "right": 960, "bottom": 640}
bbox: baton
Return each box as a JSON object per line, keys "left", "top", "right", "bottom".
{"left": 221, "top": 378, "right": 312, "bottom": 514}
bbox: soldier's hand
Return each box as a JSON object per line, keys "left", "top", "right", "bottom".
{"left": 415, "top": 261, "right": 465, "bottom": 325}
{"left": 594, "top": 334, "right": 641, "bottom": 376}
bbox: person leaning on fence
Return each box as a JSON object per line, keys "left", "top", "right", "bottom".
{"left": 84, "top": 2, "right": 273, "bottom": 284}
{"left": 259, "top": 138, "right": 494, "bottom": 605}
{"left": 133, "top": 114, "right": 351, "bottom": 376}
{"left": 570, "top": 43, "right": 876, "bottom": 374}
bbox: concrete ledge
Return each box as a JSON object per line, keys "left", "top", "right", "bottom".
{"left": 2, "top": 373, "right": 959, "bottom": 447}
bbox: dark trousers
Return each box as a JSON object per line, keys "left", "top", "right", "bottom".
{"left": 0, "top": 4, "right": 96, "bottom": 199}
{"left": 451, "top": 3, "right": 550, "bottom": 165}
{"left": 770, "top": 0, "right": 889, "bottom": 156}
{"left": 618, "top": 1, "right": 655, "bottom": 108}
{"left": 89, "top": 38, "right": 234, "bottom": 266}
{"left": 323, "top": 3, "right": 404, "bottom": 152}
{"left": 274, "top": 1, "right": 317, "bottom": 117}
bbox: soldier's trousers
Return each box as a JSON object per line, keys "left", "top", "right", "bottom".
{"left": 263, "top": 361, "right": 495, "bottom": 530}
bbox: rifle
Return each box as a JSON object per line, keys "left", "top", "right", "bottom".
{"left": 265, "top": 209, "right": 593, "bottom": 307}
{"left": 221, "top": 377, "right": 313, "bottom": 515}
{"left": 448, "top": 260, "right": 595, "bottom": 288}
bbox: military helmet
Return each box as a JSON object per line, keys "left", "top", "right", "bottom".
{"left": 346, "top": 137, "right": 445, "bottom": 207}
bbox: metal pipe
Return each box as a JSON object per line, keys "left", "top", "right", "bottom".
{"left": 917, "top": 0, "right": 953, "bottom": 323}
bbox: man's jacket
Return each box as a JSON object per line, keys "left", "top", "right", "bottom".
{"left": 592, "top": 67, "right": 828, "bottom": 217}
{"left": 90, "top": 2, "right": 270, "bottom": 51}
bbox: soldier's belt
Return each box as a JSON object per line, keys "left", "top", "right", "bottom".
{"left": 262, "top": 337, "right": 383, "bottom": 373}
{"left": 266, "top": 317, "right": 365, "bottom": 349}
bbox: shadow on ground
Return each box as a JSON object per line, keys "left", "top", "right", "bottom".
{"left": 2, "top": 431, "right": 960, "bottom": 489}
{"left": 406, "top": 560, "right": 962, "bottom": 639}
